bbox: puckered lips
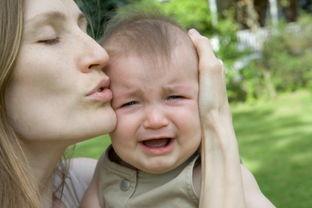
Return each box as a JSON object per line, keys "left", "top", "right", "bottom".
{"left": 139, "top": 136, "right": 175, "bottom": 155}
{"left": 86, "top": 78, "right": 112, "bottom": 102}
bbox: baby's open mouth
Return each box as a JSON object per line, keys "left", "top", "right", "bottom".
{"left": 142, "top": 138, "right": 172, "bottom": 148}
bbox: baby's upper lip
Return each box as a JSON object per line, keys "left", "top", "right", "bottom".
{"left": 86, "top": 78, "right": 110, "bottom": 96}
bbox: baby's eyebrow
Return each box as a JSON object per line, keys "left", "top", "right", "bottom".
{"left": 163, "top": 83, "right": 193, "bottom": 92}
{"left": 113, "top": 88, "right": 143, "bottom": 100}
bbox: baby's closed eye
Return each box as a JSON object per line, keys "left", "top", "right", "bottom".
{"left": 120, "top": 100, "right": 138, "bottom": 108}
{"left": 167, "top": 95, "right": 185, "bottom": 100}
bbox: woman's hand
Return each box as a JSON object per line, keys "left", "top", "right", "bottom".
{"left": 188, "top": 29, "right": 275, "bottom": 208}
{"left": 188, "top": 29, "right": 246, "bottom": 208}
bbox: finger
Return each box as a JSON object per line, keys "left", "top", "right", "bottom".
{"left": 188, "top": 29, "right": 216, "bottom": 59}
{"left": 188, "top": 29, "right": 225, "bottom": 71}
{"left": 198, "top": 60, "right": 226, "bottom": 111}
{"left": 188, "top": 30, "right": 228, "bottom": 112}
{"left": 188, "top": 29, "right": 222, "bottom": 70}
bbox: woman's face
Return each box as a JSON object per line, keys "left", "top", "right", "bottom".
{"left": 5, "top": 0, "right": 116, "bottom": 143}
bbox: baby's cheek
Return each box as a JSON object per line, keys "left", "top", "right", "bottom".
{"left": 184, "top": 106, "right": 201, "bottom": 135}
{"left": 112, "top": 113, "right": 135, "bottom": 138}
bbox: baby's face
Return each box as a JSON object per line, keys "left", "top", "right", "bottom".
{"left": 108, "top": 44, "right": 201, "bottom": 174}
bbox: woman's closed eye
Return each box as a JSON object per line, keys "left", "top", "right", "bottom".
{"left": 37, "top": 37, "right": 60, "bottom": 45}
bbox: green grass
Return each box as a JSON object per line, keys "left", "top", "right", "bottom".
{"left": 73, "top": 90, "right": 312, "bottom": 208}
{"left": 233, "top": 90, "right": 312, "bottom": 208}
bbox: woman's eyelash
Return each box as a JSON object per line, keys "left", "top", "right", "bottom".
{"left": 37, "top": 37, "right": 60, "bottom": 45}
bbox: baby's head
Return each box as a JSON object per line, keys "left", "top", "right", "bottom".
{"left": 102, "top": 12, "right": 201, "bottom": 174}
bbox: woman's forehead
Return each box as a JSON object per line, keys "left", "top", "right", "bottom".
{"left": 24, "top": 0, "right": 81, "bottom": 23}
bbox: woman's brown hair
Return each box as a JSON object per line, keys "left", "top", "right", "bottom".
{"left": 0, "top": 0, "right": 40, "bottom": 207}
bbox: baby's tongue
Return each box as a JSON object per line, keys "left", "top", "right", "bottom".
{"left": 143, "top": 138, "right": 169, "bottom": 148}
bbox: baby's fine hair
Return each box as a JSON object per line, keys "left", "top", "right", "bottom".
{"left": 101, "top": 9, "right": 195, "bottom": 64}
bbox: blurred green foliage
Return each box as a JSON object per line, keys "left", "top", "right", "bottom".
{"left": 262, "top": 15, "right": 312, "bottom": 92}
{"left": 126, "top": 0, "right": 246, "bottom": 62}
{"left": 75, "top": 0, "right": 127, "bottom": 40}
{"left": 229, "top": 14, "right": 312, "bottom": 102}
{"left": 130, "top": 0, "right": 214, "bottom": 33}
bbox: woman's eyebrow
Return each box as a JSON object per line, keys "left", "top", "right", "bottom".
{"left": 25, "top": 11, "right": 66, "bottom": 27}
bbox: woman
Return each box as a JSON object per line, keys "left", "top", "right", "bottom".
{"left": 0, "top": 0, "right": 273, "bottom": 207}
{"left": 1, "top": 0, "right": 115, "bottom": 207}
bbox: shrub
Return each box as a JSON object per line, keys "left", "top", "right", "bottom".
{"left": 228, "top": 13, "right": 312, "bottom": 102}
{"left": 75, "top": 0, "right": 127, "bottom": 40}
{"left": 261, "top": 14, "right": 312, "bottom": 93}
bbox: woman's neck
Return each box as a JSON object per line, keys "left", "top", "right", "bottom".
{"left": 21, "top": 140, "right": 68, "bottom": 207}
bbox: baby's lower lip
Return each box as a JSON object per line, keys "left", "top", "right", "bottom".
{"left": 139, "top": 138, "right": 174, "bottom": 155}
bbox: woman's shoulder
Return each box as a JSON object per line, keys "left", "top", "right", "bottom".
{"left": 55, "top": 157, "right": 98, "bottom": 208}
{"left": 69, "top": 157, "right": 98, "bottom": 185}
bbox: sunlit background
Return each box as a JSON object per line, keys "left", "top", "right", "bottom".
{"left": 73, "top": 1, "right": 312, "bottom": 207}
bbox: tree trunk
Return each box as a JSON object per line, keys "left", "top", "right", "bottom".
{"left": 235, "top": 0, "right": 259, "bottom": 30}
{"left": 280, "top": 0, "right": 298, "bottom": 22}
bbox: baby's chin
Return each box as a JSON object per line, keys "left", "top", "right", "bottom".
{"left": 134, "top": 157, "right": 190, "bottom": 175}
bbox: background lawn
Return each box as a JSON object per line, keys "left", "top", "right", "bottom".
{"left": 73, "top": 90, "right": 312, "bottom": 208}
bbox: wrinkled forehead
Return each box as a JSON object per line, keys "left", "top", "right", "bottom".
{"left": 108, "top": 43, "right": 198, "bottom": 84}
{"left": 24, "top": 0, "right": 81, "bottom": 22}
{"left": 106, "top": 32, "right": 198, "bottom": 75}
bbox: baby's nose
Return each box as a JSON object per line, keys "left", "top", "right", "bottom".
{"left": 143, "top": 107, "right": 169, "bottom": 129}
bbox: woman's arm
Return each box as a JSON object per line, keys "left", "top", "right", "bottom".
{"left": 80, "top": 176, "right": 102, "bottom": 208}
{"left": 188, "top": 28, "right": 245, "bottom": 208}
{"left": 241, "top": 165, "right": 276, "bottom": 208}
{"left": 188, "top": 29, "right": 275, "bottom": 208}
{"left": 79, "top": 157, "right": 103, "bottom": 208}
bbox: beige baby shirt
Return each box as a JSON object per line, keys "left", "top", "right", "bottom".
{"left": 98, "top": 146, "right": 199, "bottom": 208}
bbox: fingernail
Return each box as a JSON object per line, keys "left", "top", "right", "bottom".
{"left": 217, "top": 58, "right": 224, "bottom": 65}
{"left": 188, "top": 28, "right": 199, "bottom": 36}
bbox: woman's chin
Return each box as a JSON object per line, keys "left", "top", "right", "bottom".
{"left": 102, "top": 109, "right": 117, "bottom": 133}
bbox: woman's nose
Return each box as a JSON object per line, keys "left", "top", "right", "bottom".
{"left": 78, "top": 34, "right": 109, "bottom": 73}
{"left": 143, "top": 107, "right": 169, "bottom": 129}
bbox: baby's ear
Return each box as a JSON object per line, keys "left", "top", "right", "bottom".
{"left": 193, "top": 162, "right": 201, "bottom": 198}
